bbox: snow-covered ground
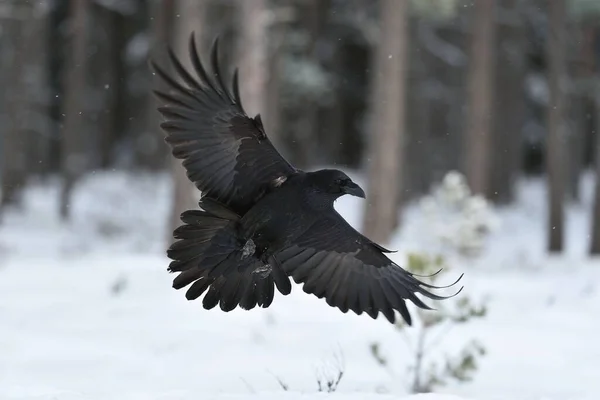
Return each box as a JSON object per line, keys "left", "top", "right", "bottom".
{"left": 1, "top": 171, "right": 599, "bottom": 400}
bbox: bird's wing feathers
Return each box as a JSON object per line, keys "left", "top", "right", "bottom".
{"left": 276, "top": 212, "right": 463, "bottom": 325}
{"left": 151, "top": 34, "right": 296, "bottom": 214}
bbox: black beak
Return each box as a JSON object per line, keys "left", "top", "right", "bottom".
{"left": 343, "top": 181, "right": 366, "bottom": 198}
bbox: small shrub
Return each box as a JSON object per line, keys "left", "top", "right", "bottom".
{"left": 267, "top": 350, "right": 345, "bottom": 393}
{"left": 110, "top": 274, "right": 128, "bottom": 296}
{"left": 315, "top": 349, "right": 345, "bottom": 393}
{"left": 370, "top": 252, "right": 487, "bottom": 393}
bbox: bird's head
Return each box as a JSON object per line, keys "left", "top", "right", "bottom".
{"left": 309, "top": 169, "right": 366, "bottom": 199}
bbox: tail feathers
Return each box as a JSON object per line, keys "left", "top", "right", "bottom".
{"left": 167, "top": 211, "right": 232, "bottom": 271}
{"left": 255, "top": 274, "right": 275, "bottom": 308}
{"left": 239, "top": 279, "right": 258, "bottom": 310}
{"left": 168, "top": 199, "right": 292, "bottom": 313}
{"left": 168, "top": 199, "right": 239, "bottom": 275}
{"left": 180, "top": 262, "right": 289, "bottom": 312}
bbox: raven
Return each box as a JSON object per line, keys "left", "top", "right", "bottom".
{"left": 151, "top": 34, "right": 462, "bottom": 325}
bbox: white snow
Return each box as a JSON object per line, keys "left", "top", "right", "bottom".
{"left": 1, "top": 170, "right": 599, "bottom": 400}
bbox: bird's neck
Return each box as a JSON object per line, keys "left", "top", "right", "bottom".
{"left": 303, "top": 189, "right": 337, "bottom": 212}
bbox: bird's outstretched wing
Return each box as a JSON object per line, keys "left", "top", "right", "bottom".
{"left": 151, "top": 34, "right": 297, "bottom": 215}
{"left": 275, "top": 212, "right": 463, "bottom": 325}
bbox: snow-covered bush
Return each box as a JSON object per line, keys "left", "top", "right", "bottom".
{"left": 370, "top": 252, "right": 487, "bottom": 394}
{"left": 418, "top": 171, "right": 497, "bottom": 258}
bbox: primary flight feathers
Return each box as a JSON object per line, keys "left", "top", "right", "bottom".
{"left": 151, "top": 35, "right": 296, "bottom": 214}
{"left": 151, "top": 33, "right": 462, "bottom": 325}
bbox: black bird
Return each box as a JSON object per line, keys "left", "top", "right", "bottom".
{"left": 151, "top": 34, "right": 462, "bottom": 325}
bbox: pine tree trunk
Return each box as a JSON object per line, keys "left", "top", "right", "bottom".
{"left": 362, "top": 0, "right": 409, "bottom": 244}
{"left": 288, "top": 0, "right": 330, "bottom": 168}
{"left": 167, "top": 0, "right": 205, "bottom": 244}
{"left": 590, "top": 108, "right": 600, "bottom": 254}
{"left": 94, "top": 6, "right": 122, "bottom": 169}
{"left": 490, "top": 0, "right": 525, "bottom": 204}
{"left": 263, "top": 11, "right": 289, "bottom": 151}
{"left": 464, "top": 0, "right": 495, "bottom": 197}
{"left": 137, "top": 0, "right": 174, "bottom": 170}
{"left": 24, "top": 0, "right": 51, "bottom": 178}
{"left": 143, "top": 0, "right": 175, "bottom": 171}
{"left": 546, "top": 0, "right": 566, "bottom": 252}
{"left": 59, "top": 0, "right": 90, "bottom": 220}
{"left": 1, "top": 0, "right": 49, "bottom": 208}
{"left": 567, "top": 98, "right": 584, "bottom": 203}
{"left": 236, "top": 0, "right": 268, "bottom": 118}
{"left": 1, "top": 11, "right": 28, "bottom": 210}
{"left": 566, "top": 23, "right": 588, "bottom": 202}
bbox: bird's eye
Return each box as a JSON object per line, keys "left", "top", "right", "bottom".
{"left": 334, "top": 179, "right": 342, "bottom": 185}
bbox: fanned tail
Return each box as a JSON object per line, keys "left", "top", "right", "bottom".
{"left": 167, "top": 198, "right": 291, "bottom": 311}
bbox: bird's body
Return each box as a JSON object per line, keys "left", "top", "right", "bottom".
{"left": 239, "top": 172, "right": 311, "bottom": 255}
{"left": 151, "top": 35, "right": 462, "bottom": 325}
{"left": 239, "top": 170, "right": 359, "bottom": 255}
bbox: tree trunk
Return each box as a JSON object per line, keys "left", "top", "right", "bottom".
{"left": 59, "top": 0, "right": 90, "bottom": 220}
{"left": 464, "top": 0, "right": 495, "bottom": 197}
{"left": 546, "top": 0, "right": 566, "bottom": 252}
{"left": 1, "top": 0, "right": 50, "bottom": 209}
{"left": 94, "top": 5, "right": 122, "bottom": 169}
{"left": 362, "top": 0, "right": 409, "bottom": 244}
{"left": 1, "top": 9, "right": 28, "bottom": 210}
{"left": 324, "top": 46, "right": 345, "bottom": 166}
{"left": 567, "top": 101, "right": 584, "bottom": 202}
{"left": 167, "top": 0, "right": 206, "bottom": 243}
{"left": 22, "top": 0, "right": 51, "bottom": 178}
{"left": 490, "top": 0, "right": 525, "bottom": 204}
{"left": 236, "top": 0, "right": 268, "bottom": 118}
{"left": 263, "top": 8, "right": 289, "bottom": 152}
{"left": 590, "top": 101, "right": 600, "bottom": 254}
{"left": 143, "top": 0, "right": 175, "bottom": 171}
{"left": 141, "top": 0, "right": 176, "bottom": 170}
{"left": 566, "top": 23, "right": 589, "bottom": 202}
{"left": 46, "top": 0, "right": 70, "bottom": 175}
{"left": 288, "top": 0, "right": 330, "bottom": 168}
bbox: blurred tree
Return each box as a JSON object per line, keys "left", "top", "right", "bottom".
{"left": 546, "top": 0, "right": 566, "bottom": 252}
{"left": 59, "top": 0, "right": 91, "bottom": 220}
{"left": 589, "top": 23, "right": 600, "bottom": 255}
{"left": 263, "top": 2, "right": 293, "bottom": 151}
{"left": 0, "top": 1, "right": 33, "bottom": 210}
{"left": 236, "top": 0, "right": 268, "bottom": 119}
{"left": 580, "top": 23, "right": 600, "bottom": 170}
{"left": 591, "top": 115, "right": 600, "bottom": 254}
{"left": 46, "top": 0, "right": 70, "bottom": 175}
{"left": 327, "top": 0, "right": 377, "bottom": 168}
{"left": 464, "top": 0, "right": 495, "bottom": 198}
{"left": 362, "top": 0, "right": 409, "bottom": 243}
{"left": 565, "top": 22, "right": 586, "bottom": 202}
{"left": 167, "top": 0, "right": 206, "bottom": 243}
{"left": 321, "top": 33, "right": 369, "bottom": 168}
{"left": 404, "top": 6, "right": 467, "bottom": 201}
{"left": 285, "top": 0, "right": 332, "bottom": 168}
{"left": 144, "top": 0, "right": 175, "bottom": 170}
{"left": 489, "top": 0, "right": 526, "bottom": 204}
{"left": 90, "top": 3, "right": 123, "bottom": 168}
{"left": 24, "top": 0, "right": 52, "bottom": 178}
{"left": 124, "top": 1, "right": 162, "bottom": 170}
